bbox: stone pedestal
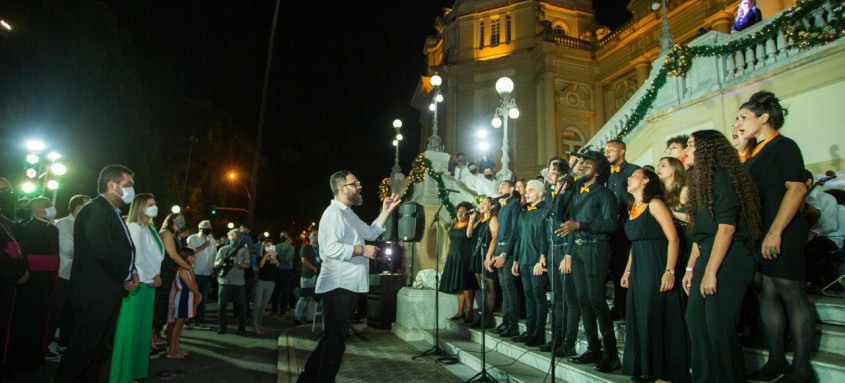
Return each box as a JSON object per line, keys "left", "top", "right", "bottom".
{"left": 392, "top": 287, "right": 459, "bottom": 341}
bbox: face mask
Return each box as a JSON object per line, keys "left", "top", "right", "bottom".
{"left": 201, "top": 228, "right": 212, "bottom": 235}
{"left": 469, "top": 168, "right": 478, "bottom": 174}
{"left": 44, "top": 207, "right": 57, "bottom": 220}
{"left": 264, "top": 246, "right": 274, "bottom": 253}
{"left": 114, "top": 184, "right": 135, "bottom": 205}
{"left": 145, "top": 205, "right": 159, "bottom": 218}
{"left": 175, "top": 220, "right": 186, "bottom": 229}
{"left": 484, "top": 173, "right": 495, "bottom": 180}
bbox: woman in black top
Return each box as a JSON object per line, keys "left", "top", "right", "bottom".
{"left": 467, "top": 197, "right": 498, "bottom": 328}
{"left": 439, "top": 202, "right": 479, "bottom": 323}
{"left": 680, "top": 130, "right": 762, "bottom": 383}
{"left": 740, "top": 91, "right": 815, "bottom": 383}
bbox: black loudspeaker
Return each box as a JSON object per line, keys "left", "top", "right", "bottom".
{"left": 397, "top": 202, "right": 425, "bottom": 242}
{"left": 381, "top": 211, "right": 398, "bottom": 242}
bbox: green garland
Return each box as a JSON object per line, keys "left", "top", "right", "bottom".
{"left": 615, "top": 0, "right": 844, "bottom": 141}
{"left": 379, "top": 154, "right": 458, "bottom": 220}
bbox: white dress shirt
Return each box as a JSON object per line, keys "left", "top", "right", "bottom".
{"left": 188, "top": 233, "right": 217, "bottom": 276}
{"left": 54, "top": 214, "right": 75, "bottom": 280}
{"left": 474, "top": 175, "right": 499, "bottom": 197}
{"left": 807, "top": 189, "right": 842, "bottom": 248}
{"left": 128, "top": 222, "right": 164, "bottom": 284}
{"left": 315, "top": 199, "right": 385, "bottom": 294}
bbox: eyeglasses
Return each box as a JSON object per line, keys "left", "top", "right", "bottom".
{"left": 343, "top": 181, "right": 362, "bottom": 188}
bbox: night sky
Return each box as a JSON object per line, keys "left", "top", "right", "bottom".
{"left": 0, "top": 0, "right": 630, "bottom": 234}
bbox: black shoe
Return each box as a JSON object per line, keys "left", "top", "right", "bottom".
{"left": 498, "top": 329, "right": 519, "bottom": 338}
{"left": 747, "top": 360, "right": 790, "bottom": 381}
{"left": 594, "top": 358, "right": 621, "bottom": 373}
{"left": 538, "top": 340, "right": 560, "bottom": 352}
{"left": 524, "top": 335, "right": 545, "bottom": 347}
{"left": 568, "top": 350, "right": 602, "bottom": 364}
{"left": 556, "top": 347, "right": 577, "bottom": 358}
{"left": 493, "top": 323, "right": 507, "bottom": 333}
{"left": 511, "top": 332, "right": 531, "bottom": 343}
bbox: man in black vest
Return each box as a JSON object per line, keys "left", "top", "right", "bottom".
{"left": 604, "top": 140, "right": 639, "bottom": 319}
{"left": 56, "top": 165, "right": 138, "bottom": 383}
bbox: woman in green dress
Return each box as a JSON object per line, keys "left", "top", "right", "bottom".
{"left": 621, "top": 169, "right": 689, "bottom": 383}
{"left": 110, "top": 194, "right": 164, "bottom": 382}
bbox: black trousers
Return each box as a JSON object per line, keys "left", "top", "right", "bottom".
{"left": 218, "top": 284, "right": 246, "bottom": 331}
{"left": 497, "top": 258, "right": 520, "bottom": 331}
{"left": 297, "top": 288, "right": 359, "bottom": 383}
{"left": 571, "top": 241, "right": 617, "bottom": 360}
{"left": 550, "top": 251, "right": 580, "bottom": 348}
{"left": 55, "top": 294, "right": 121, "bottom": 383}
{"left": 609, "top": 229, "right": 630, "bottom": 315}
{"left": 519, "top": 265, "right": 548, "bottom": 338}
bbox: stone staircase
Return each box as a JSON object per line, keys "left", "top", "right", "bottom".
{"left": 413, "top": 292, "right": 845, "bottom": 382}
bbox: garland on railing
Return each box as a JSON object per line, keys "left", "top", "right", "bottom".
{"left": 612, "top": 0, "right": 844, "bottom": 141}
{"left": 378, "top": 154, "right": 458, "bottom": 220}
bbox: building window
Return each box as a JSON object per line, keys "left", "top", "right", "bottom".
{"left": 554, "top": 25, "right": 565, "bottom": 37}
{"left": 561, "top": 127, "right": 586, "bottom": 154}
{"left": 505, "top": 15, "right": 512, "bottom": 44}
{"left": 479, "top": 21, "right": 485, "bottom": 49}
{"left": 490, "top": 18, "right": 500, "bottom": 47}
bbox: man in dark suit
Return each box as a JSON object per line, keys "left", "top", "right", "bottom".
{"left": 56, "top": 165, "right": 138, "bottom": 383}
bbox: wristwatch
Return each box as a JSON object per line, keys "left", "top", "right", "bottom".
{"left": 665, "top": 269, "right": 675, "bottom": 275}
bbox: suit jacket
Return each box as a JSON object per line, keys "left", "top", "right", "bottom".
{"left": 69, "top": 195, "right": 135, "bottom": 302}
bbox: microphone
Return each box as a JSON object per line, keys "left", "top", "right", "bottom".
{"left": 444, "top": 188, "right": 461, "bottom": 193}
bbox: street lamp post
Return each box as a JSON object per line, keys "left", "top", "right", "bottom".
{"left": 391, "top": 119, "right": 403, "bottom": 175}
{"left": 492, "top": 77, "right": 519, "bottom": 181}
{"left": 227, "top": 171, "right": 252, "bottom": 200}
{"left": 426, "top": 75, "right": 445, "bottom": 152}
{"left": 653, "top": 1, "right": 674, "bottom": 53}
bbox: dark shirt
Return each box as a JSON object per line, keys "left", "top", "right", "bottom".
{"left": 606, "top": 160, "right": 639, "bottom": 220}
{"left": 258, "top": 256, "right": 278, "bottom": 281}
{"left": 300, "top": 244, "right": 321, "bottom": 279}
{"left": 690, "top": 170, "right": 750, "bottom": 244}
{"left": 545, "top": 182, "right": 576, "bottom": 246}
{"left": 745, "top": 135, "right": 806, "bottom": 232}
{"left": 496, "top": 195, "right": 524, "bottom": 257}
{"left": 734, "top": 8, "right": 762, "bottom": 32}
{"left": 567, "top": 183, "right": 619, "bottom": 241}
{"left": 0, "top": 216, "right": 26, "bottom": 284}
{"left": 514, "top": 200, "right": 551, "bottom": 266}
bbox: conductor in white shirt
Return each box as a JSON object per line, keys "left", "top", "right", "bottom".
{"left": 297, "top": 170, "right": 400, "bottom": 383}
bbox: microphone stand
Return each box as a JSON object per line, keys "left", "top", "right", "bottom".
{"left": 466, "top": 211, "right": 499, "bottom": 383}
{"left": 413, "top": 202, "right": 458, "bottom": 364}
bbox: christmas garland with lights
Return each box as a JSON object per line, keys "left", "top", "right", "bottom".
{"left": 379, "top": 154, "right": 458, "bottom": 220}
{"left": 615, "top": 0, "right": 844, "bottom": 141}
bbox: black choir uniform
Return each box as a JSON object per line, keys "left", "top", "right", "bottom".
{"left": 686, "top": 170, "right": 755, "bottom": 382}
{"left": 494, "top": 195, "right": 523, "bottom": 337}
{"left": 606, "top": 160, "right": 639, "bottom": 317}
{"left": 567, "top": 182, "right": 620, "bottom": 363}
{"left": 545, "top": 182, "right": 581, "bottom": 356}
{"left": 512, "top": 199, "right": 550, "bottom": 345}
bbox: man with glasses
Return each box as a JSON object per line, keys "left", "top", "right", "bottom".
{"left": 297, "top": 171, "right": 400, "bottom": 383}
{"left": 665, "top": 135, "right": 689, "bottom": 166}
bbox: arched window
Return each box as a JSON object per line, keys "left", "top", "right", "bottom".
{"left": 560, "top": 127, "right": 586, "bottom": 154}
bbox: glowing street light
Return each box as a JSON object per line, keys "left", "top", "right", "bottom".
{"left": 50, "top": 163, "right": 67, "bottom": 176}
{"left": 263, "top": 231, "right": 270, "bottom": 238}
{"left": 227, "top": 222, "right": 235, "bottom": 229}
{"left": 46, "top": 180, "right": 59, "bottom": 190}
{"left": 492, "top": 77, "right": 519, "bottom": 180}
{"left": 47, "top": 152, "right": 62, "bottom": 161}
{"left": 426, "top": 74, "right": 445, "bottom": 152}
{"left": 171, "top": 205, "right": 182, "bottom": 214}
{"left": 0, "top": 19, "right": 11, "bottom": 32}
{"left": 26, "top": 140, "right": 45, "bottom": 152}
{"left": 391, "top": 119, "right": 403, "bottom": 175}
{"left": 226, "top": 170, "right": 252, "bottom": 200}
{"left": 26, "top": 154, "right": 40, "bottom": 164}
{"left": 21, "top": 181, "right": 36, "bottom": 194}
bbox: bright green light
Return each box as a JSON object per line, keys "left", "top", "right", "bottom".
{"left": 21, "top": 181, "right": 36, "bottom": 194}
{"left": 26, "top": 154, "right": 40, "bottom": 164}
{"left": 25, "top": 168, "right": 37, "bottom": 178}
{"left": 51, "top": 163, "right": 67, "bottom": 176}
{"left": 47, "top": 180, "right": 59, "bottom": 190}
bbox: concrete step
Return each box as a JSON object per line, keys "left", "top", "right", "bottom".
{"left": 810, "top": 293, "right": 845, "bottom": 326}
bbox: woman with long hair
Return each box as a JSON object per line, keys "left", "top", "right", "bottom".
{"left": 740, "top": 91, "right": 815, "bottom": 383}
{"left": 681, "top": 130, "right": 762, "bottom": 382}
{"left": 467, "top": 197, "right": 498, "bottom": 328}
{"left": 620, "top": 169, "right": 690, "bottom": 382}
{"left": 439, "top": 202, "right": 479, "bottom": 323}
{"left": 154, "top": 213, "right": 194, "bottom": 356}
{"left": 110, "top": 193, "right": 164, "bottom": 382}
{"left": 656, "top": 156, "right": 691, "bottom": 279}
{"left": 515, "top": 179, "right": 527, "bottom": 207}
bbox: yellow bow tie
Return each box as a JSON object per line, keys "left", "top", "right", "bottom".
{"left": 611, "top": 166, "right": 621, "bottom": 174}
{"left": 527, "top": 205, "right": 538, "bottom": 211}
{"left": 580, "top": 185, "right": 590, "bottom": 194}
{"left": 501, "top": 199, "right": 508, "bottom": 207}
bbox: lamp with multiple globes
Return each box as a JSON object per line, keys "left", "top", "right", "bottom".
{"left": 21, "top": 140, "right": 67, "bottom": 203}
{"left": 492, "top": 77, "right": 519, "bottom": 180}
{"left": 426, "top": 74, "right": 445, "bottom": 152}
{"left": 391, "top": 119, "right": 403, "bottom": 175}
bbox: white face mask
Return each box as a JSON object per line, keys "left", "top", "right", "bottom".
{"left": 112, "top": 183, "right": 135, "bottom": 205}
{"left": 145, "top": 205, "right": 159, "bottom": 218}
{"left": 44, "top": 207, "right": 57, "bottom": 220}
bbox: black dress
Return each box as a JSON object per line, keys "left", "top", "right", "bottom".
{"left": 745, "top": 135, "right": 809, "bottom": 281}
{"left": 622, "top": 205, "right": 690, "bottom": 382}
{"left": 469, "top": 218, "right": 496, "bottom": 279}
{"left": 439, "top": 225, "right": 478, "bottom": 294}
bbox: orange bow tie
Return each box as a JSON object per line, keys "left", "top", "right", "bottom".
{"left": 501, "top": 199, "right": 508, "bottom": 207}
{"left": 611, "top": 166, "right": 621, "bottom": 174}
{"left": 580, "top": 185, "right": 590, "bottom": 194}
{"left": 527, "top": 205, "right": 538, "bottom": 211}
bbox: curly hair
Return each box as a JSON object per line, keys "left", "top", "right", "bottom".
{"left": 456, "top": 201, "right": 474, "bottom": 212}
{"left": 666, "top": 135, "right": 689, "bottom": 149}
{"left": 685, "top": 130, "right": 762, "bottom": 240}
{"left": 660, "top": 156, "right": 687, "bottom": 211}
